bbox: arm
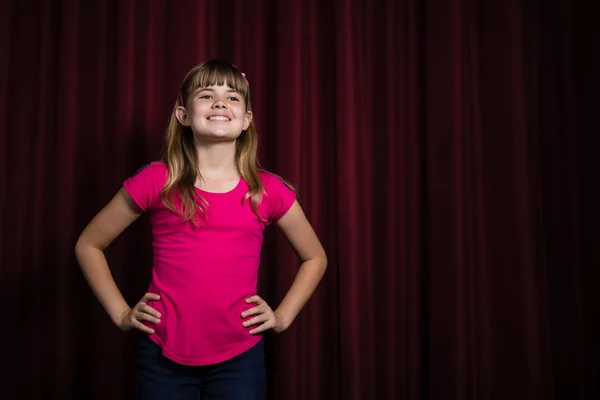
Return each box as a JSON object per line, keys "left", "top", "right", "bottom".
{"left": 272, "top": 200, "right": 328, "bottom": 330}
{"left": 74, "top": 188, "right": 160, "bottom": 332}
{"left": 242, "top": 200, "right": 327, "bottom": 333}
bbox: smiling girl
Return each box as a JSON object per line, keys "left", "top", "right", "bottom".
{"left": 75, "top": 59, "right": 327, "bottom": 400}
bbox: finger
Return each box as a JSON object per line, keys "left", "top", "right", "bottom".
{"left": 134, "top": 320, "right": 155, "bottom": 334}
{"left": 240, "top": 305, "right": 266, "bottom": 318}
{"left": 242, "top": 314, "right": 269, "bottom": 328}
{"left": 249, "top": 321, "right": 272, "bottom": 335}
{"left": 245, "top": 295, "right": 263, "bottom": 305}
{"left": 140, "top": 304, "right": 162, "bottom": 319}
{"left": 136, "top": 310, "right": 161, "bottom": 325}
{"left": 144, "top": 292, "right": 161, "bottom": 301}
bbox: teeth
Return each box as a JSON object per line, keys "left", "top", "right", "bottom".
{"left": 209, "top": 116, "right": 229, "bottom": 121}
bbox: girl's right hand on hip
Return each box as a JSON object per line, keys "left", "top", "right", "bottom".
{"left": 118, "top": 293, "right": 161, "bottom": 334}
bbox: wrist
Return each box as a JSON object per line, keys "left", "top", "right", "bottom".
{"left": 112, "top": 307, "right": 131, "bottom": 328}
{"left": 274, "top": 311, "right": 290, "bottom": 332}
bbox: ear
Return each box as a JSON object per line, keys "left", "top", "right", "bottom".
{"left": 175, "top": 106, "right": 190, "bottom": 126}
{"left": 243, "top": 110, "right": 253, "bottom": 130}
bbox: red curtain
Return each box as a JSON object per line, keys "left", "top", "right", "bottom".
{"left": 1, "top": 0, "right": 597, "bottom": 399}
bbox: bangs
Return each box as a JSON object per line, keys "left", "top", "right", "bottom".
{"left": 183, "top": 60, "right": 249, "bottom": 101}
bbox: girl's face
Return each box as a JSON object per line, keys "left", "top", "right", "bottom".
{"left": 176, "top": 83, "right": 252, "bottom": 142}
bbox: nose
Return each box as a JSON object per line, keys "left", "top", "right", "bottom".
{"left": 212, "top": 98, "right": 227, "bottom": 108}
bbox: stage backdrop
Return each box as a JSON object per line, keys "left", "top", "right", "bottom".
{"left": 1, "top": 0, "right": 598, "bottom": 399}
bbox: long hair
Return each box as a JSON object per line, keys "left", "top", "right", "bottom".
{"left": 159, "top": 59, "right": 287, "bottom": 223}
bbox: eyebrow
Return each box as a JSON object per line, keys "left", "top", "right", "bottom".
{"left": 196, "top": 88, "right": 240, "bottom": 94}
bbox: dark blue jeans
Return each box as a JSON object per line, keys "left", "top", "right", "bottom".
{"left": 135, "top": 334, "right": 265, "bottom": 400}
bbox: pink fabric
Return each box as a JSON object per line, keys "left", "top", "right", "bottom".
{"left": 123, "top": 162, "right": 296, "bottom": 365}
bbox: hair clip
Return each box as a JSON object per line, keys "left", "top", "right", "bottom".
{"left": 233, "top": 64, "right": 249, "bottom": 85}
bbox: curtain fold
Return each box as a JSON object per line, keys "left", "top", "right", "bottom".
{"left": 0, "top": 0, "right": 595, "bottom": 399}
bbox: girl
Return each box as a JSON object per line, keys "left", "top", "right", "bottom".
{"left": 75, "top": 59, "right": 327, "bottom": 400}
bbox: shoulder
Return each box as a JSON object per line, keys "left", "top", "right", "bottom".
{"left": 123, "top": 161, "right": 168, "bottom": 194}
{"left": 258, "top": 170, "right": 276, "bottom": 187}
{"left": 123, "top": 161, "right": 168, "bottom": 211}
{"left": 258, "top": 171, "right": 297, "bottom": 203}
{"left": 138, "top": 160, "right": 168, "bottom": 175}
{"left": 257, "top": 170, "right": 297, "bottom": 221}
{"left": 258, "top": 170, "right": 294, "bottom": 195}
{"left": 129, "top": 161, "right": 168, "bottom": 182}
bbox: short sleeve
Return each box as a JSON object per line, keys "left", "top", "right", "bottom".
{"left": 122, "top": 162, "right": 166, "bottom": 212}
{"left": 262, "top": 172, "right": 297, "bottom": 223}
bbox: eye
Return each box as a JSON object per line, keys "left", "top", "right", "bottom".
{"left": 199, "top": 94, "right": 212, "bottom": 99}
{"left": 228, "top": 96, "right": 240, "bottom": 101}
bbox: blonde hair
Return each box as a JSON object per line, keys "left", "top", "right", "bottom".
{"left": 159, "top": 59, "right": 290, "bottom": 223}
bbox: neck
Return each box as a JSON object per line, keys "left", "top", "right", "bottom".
{"left": 193, "top": 139, "right": 238, "bottom": 179}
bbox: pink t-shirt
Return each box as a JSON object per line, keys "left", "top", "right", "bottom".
{"left": 123, "top": 162, "right": 296, "bottom": 365}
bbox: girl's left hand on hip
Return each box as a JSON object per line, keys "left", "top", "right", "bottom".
{"left": 241, "top": 295, "right": 287, "bottom": 334}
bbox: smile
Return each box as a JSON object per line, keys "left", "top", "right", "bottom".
{"left": 207, "top": 116, "right": 231, "bottom": 121}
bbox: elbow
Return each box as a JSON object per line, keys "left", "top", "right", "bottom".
{"left": 302, "top": 251, "right": 327, "bottom": 277}
{"left": 74, "top": 236, "right": 86, "bottom": 263}
{"left": 318, "top": 251, "right": 328, "bottom": 274}
{"left": 74, "top": 235, "right": 100, "bottom": 263}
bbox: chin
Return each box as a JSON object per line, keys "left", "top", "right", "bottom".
{"left": 194, "top": 131, "right": 240, "bottom": 143}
